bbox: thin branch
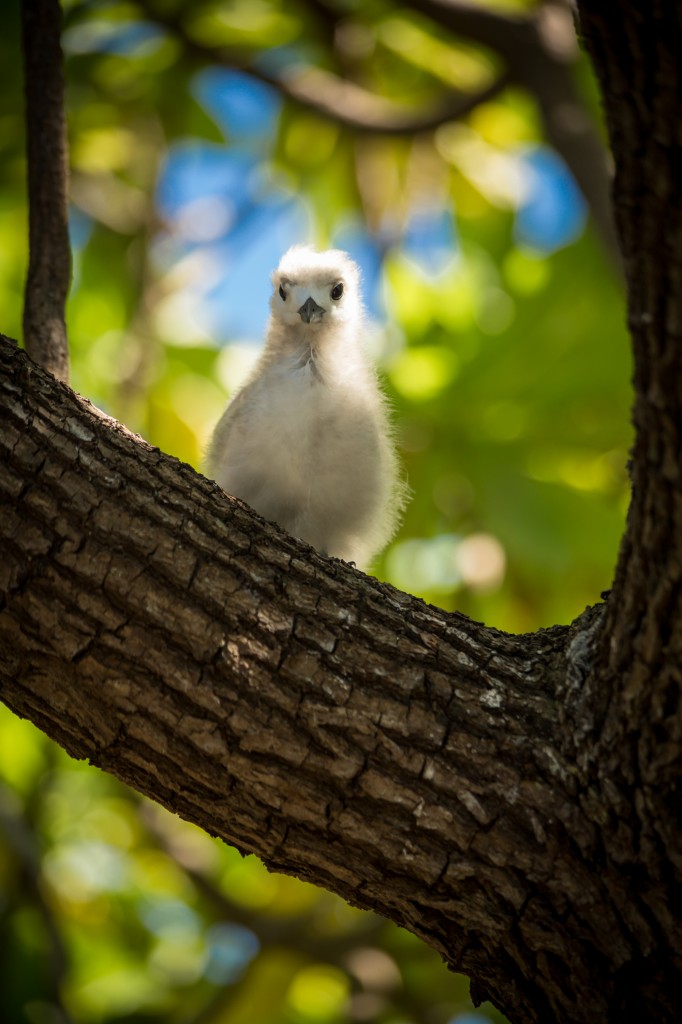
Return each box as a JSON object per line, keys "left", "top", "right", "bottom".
{"left": 134, "top": 0, "right": 619, "bottom": 266}
{"left": 133, "top": 0, "right": 508, "bottom": 135}
{"left": 272, "top": 66, "right": 510, "bottom": 135}
{"left": 407, "top": 0, "right": 532, "bottom": 52}
{"left": 20, "top": 0, "right": 71, "bottom": 382}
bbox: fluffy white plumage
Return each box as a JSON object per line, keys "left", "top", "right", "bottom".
{"left": 207, "top": 245, "right": 406, "bottom": 566}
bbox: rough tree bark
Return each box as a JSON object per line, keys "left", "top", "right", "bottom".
{"left": 0, "top": 4, "right": 681, "bottom": 1024}
{"left": 0, "top": 336, "right": 630, "bottom": 1024}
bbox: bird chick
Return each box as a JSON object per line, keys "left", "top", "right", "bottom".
{"left": 207, "top": 245, "right": 406, "bottom": 566}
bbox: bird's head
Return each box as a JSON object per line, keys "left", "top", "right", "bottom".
{"left": 270, "top": 246, "right": 362, "bottom": 335}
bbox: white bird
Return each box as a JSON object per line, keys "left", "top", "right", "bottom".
{"left": 207, "top": 245, "right": 407, "bottom": 567}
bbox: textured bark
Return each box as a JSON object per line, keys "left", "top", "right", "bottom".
{"left": 1, "top": 2, "right": 681, "bottom": 1023}
{"left": 0, "top": 330, "right": 679, "bottom": 1024}
{"left": 21, "top": 0, "right": 71, "bottom": 382}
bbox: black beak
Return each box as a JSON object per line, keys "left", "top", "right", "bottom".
{"left": 298, "top": 296, "right": 325, "bottom": 323}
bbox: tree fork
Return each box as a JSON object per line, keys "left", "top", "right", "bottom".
{"left": 0, "top": 334, "right": 679, "bottom": 1023}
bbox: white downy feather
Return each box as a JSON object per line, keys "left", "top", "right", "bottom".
{"left": 207, "top": 245, "right": 407, "bottom": 566}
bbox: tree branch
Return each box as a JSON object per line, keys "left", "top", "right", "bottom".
{"left": 20, "top": 0, "right": 71, "bottom": 382}
{"left": 132, "top": 0, "right": 509, "bottom": 135}
{"left": 2, "top": 331, "right": 680, "bottom": 1022}
{"left": 135, "top": 0, "right": 619, "bottom": 266}
{"left": 265, "top": 65, "right": 510, "bottom": 136}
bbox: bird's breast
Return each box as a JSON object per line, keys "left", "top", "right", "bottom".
{"left": 251, "top": 361, "right": 362, "bottom": 453}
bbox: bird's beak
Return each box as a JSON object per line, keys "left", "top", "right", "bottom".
{"left": 298, "top": 296, "right": 325, "bottom": 323}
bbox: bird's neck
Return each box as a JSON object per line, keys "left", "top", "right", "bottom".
{"left": 263, "top": 319, "right": 365, "bottom": 379}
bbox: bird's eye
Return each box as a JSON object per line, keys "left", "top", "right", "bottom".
{"left": 331, "top": 282, "right": 344, "bottom": 300}
{"left": 279, "top": 284, "right": 286, "bottom": 300}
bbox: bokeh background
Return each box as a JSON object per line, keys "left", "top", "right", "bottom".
{"left": 1, "top": 0, "right": 630, "bottom": 1021}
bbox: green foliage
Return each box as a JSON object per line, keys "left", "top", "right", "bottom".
{"left": 1, "top": 0, "right": 630, "bottom": 1020}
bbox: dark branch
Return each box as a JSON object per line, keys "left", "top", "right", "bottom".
{"left": 271, "top": 66, "right": 511, "bottom": 135}
{"left": 133, "top": 0, "right": 508, "bottom": 136}
{"left": 134, "top": 0, "right": 619, "bottom": 267}
{"left": 20, "top": 0, "right": 71, "bottom": 382}
{"left": 407, "top": 0, "right": 532, "bottom": 51}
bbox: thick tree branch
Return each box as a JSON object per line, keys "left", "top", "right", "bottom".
{"left": 0, "top": 332, "right": 680, "bottom": 1022}
{"left": 21, "top": 0, "right": 71, "bottom": 382}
